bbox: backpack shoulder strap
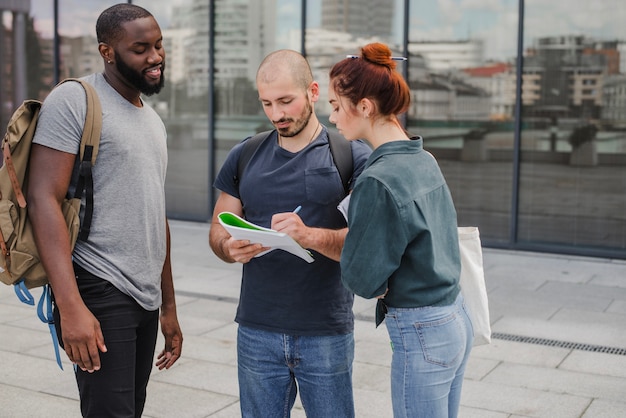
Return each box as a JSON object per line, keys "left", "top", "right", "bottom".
{"left": 327, "top": 130, "right": 353, "bottom": 195}
{"left": 57, "top": 78, "right": 102, "bottom": 166}
{"left": 58, "top": 78, "right": 102, "bottom": 241}
{"left": 235, "top": 130, "right": 274, "bottom": 189}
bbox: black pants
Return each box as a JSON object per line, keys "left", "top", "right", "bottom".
{"left": 54, "top": 264, "right": 159, "bottom": 418}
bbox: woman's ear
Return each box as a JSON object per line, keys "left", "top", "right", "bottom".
{"left": 359, "top": 98, "right": 375, "bottom": 119}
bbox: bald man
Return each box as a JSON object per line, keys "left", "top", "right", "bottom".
{"left": 209, "top": 50, "right": 371, "bottom": 417}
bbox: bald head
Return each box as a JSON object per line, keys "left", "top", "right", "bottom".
{"left": 256, "top": 50, "right": 313, "bottom": 91}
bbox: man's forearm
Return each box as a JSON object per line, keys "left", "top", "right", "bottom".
{"left": 302, "top": 227, "right": 347, "bottom": 262}
{"left": 209, "top": 222, "right": 234, "bottom": 263}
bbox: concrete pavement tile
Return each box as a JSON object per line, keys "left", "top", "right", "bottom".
{"left": 458, "top": 405, "right": 510, "bottom": 418}
{"left": 175, "top": 298, "right": 238, "bottom": 325}
{"left": 470, "top": 339, "right": 570, "bottom": 368}
{"left": 21, "top": 342, "right": 74, "bottom": 371}
{"left": 201, "top": 402, "right": 242, "bottom": 418}
{"left": 483, "top": 251, "right": 586, "bottom": 285}
{"left": 201, "top": 321, "right": 238, "bottom": 342}
{"left": 461, "top": 379, "right": 592, "bottom": 417}
{"left": 606, "top": 299, "right": 626, "bottom": 314}
{"left": 549, "top": 308, "right": 626, "bottom": 347}
{"left": 484, "top": 362, "right": 626, "bottom": 403}
{"left": 353, "top": 316, "right": 387, "bottom": 340}
{"left": 559, "top": 350, "right": 626, "bottom": 379}
{"left": 353, "top": 388, "right": 393, "bottom": 417}
{"left": 161, "top": 333, "right": 237, "bottom": 366}
{"left": 354, "top": 338, "right": 392, "bottom": 369}
{"left": 0, "top": 296, "right": 36, "bottom": 323}
{"left": 0, "top": 324, "right": 56, "bottom": 356}
{"left": 0, "top": 351, "right": 77, "bottom": 399}
{"left": 177, "top": 313, "right": 235, "bottom": 337}
{"left": 488, "top": 298, "right": 560, "bottom": 322}
{"left": 491, "top": 311, "right": 626, "bottom": 347}
{"left": 142, "top": 380, "right": 238, "bottom": 418}
{"left": 464, "top": 356, "right": 500, "bottom": 381}
{"left": 174, "top": 269, "right": 242, "bottom": 299}
{"left": 0, "top": 383, "right": 80, "bottom": 418}
{"left": 488, "top": 284, "right": 612, "bottom": 313}
{"left": 150, "top": 357, "right": 239, "bottom": 397}
{"left": 573, "top": 259, "right": 626, "bottom": 288}
{"left": 581, "top": 399, "right": 626, "bottom": 418}
{"left": 538, "top": 281, "right": 626, "bottom": 304}
{"left": 352, "top": 361, "right": 391, "bottom": 393}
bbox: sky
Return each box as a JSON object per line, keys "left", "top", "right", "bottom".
{"left": 24, "top": 0, "right": 626, "bottom": 62}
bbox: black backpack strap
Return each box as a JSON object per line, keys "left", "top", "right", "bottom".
{"left": 235, "top": 128, "right": 353, "bottom": 195}
{"left": 234, "top": 130, "right": 274, "bottom": 192}
{"left": 327, "top": 131, "right": 353, "bottom": 195}
{"left": 60, "top": 78, "right": 102, "bottom": 241}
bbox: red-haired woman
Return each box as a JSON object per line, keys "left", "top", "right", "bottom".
{"left": 329, "top": 42, "right": 473, "bottom": 417}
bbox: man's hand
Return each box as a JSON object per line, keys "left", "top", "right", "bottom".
{"left": 221, "top": 236, "right": 269, "bottom": 264}
{"left": 271, "top": 212, "right": 308, "bottom": 244}
{"left": 271, "top": 211, "right": 347, "bottom": 261}
{"left": 59, "top": 305, "right": 106, "bottom": 373}
{"left": 155, "top": 310, "right": 183, "bottom": 370}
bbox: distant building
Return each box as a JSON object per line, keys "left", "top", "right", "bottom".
{"left": 602, "top": 75, "right": 626, "bottom": 127}
{"left": 524, "top": 35, "right": 613, "bottom": 119}
{"left": 408, "top": 40, "right": 485, "bottom": 72}
{"left": 321, "top": 0, "right": 395, "bottom": 43}
{"left": 408, "top": 73, "right": 490, "bottom": 121}
{"left": 463, "top": 62, "right": 516, "bottom": 119}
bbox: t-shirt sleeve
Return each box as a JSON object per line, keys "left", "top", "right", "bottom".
{"left": 213, "top": 139, "right": 247, "bottom": 199}
{"left": 32, "top": 81, "right": 88, "bottom": 155}
{"left": 340, "top": 176, "right": 409, "bottom": 298}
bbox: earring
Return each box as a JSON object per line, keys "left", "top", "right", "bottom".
{"left": 107, "top": 60, "right": 112, "bottom": 64}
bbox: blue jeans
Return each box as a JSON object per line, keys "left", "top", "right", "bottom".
{"left": 237, "top": 325, "right": 355, "bottom": 418}
{"left": 53, "top": 264, "right": 159, "bottom": 418}
{"left": 384, "top": 293, "right": 473, "bottom": 418}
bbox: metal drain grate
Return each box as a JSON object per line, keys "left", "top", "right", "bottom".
{"left": 492, "top": 332, "right": 626, "bottom": 356}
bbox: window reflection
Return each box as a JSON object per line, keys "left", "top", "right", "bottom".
{"left": 519, "top": 4, "right": 626, "bottom": 251}
{"left": 0, "top": 0, "right": 624, "bottom": 254}
{"left": 134, "top": 0, "right": 212, "bottom": 220}
{"left": 403, "top": 0, "right": 518, "bottom": 244}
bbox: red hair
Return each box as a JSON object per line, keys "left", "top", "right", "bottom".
{"left": 329, "top": 42, "right": 410, "bottom": 117}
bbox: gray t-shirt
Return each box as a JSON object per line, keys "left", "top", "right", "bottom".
{"left": 33, "top": 73, "right": 168, "bottom": 310}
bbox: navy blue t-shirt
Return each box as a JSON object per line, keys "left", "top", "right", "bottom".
{"left": 214, "top": 127, "right": 371, "bottom": 335}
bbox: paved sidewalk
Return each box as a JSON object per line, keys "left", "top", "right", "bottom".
{"left": 1, "top": 220, "right": 626, "bottom": 417}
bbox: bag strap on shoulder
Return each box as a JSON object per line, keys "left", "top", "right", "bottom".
{"left": 235, "top": 129, "right": 353, "bottom": 195}
{"left": 58, "top": 78, "right": 102, "bottom": 241}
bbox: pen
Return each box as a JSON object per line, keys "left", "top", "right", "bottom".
{"left": 293, "top": 205, "right": 302, "bottom": 214}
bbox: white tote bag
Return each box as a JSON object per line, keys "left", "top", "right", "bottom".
{"left": 457, "top": 227, "right": 491, "bottom": 346}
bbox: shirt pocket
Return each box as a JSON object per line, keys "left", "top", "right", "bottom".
{"left": 305, "top": 167, "right": 344, "bottom": 205}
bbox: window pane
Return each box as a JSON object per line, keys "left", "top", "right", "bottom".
{"left": 1, "top": 1, "right": 52, "bottom": 127}
{"left": 135, "top": 0, "right": 211, "bottom": 220}
{"left": 57, "top": 1, "right": 116, "bottom": 80}
{"left": 519, "top": 2, "right": 626, "bottom": 252}
{"left": 408, "top": 0, "right": 519, "bottom": 244}
{"left": 306, "top": 0, "right": 404, "bottom": 119}
{"left": 213, "top": 0, "right": 298, "bottom": 203}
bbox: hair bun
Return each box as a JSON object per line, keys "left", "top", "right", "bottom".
{"left": 361, "top": 42, "right": 396, "bottom": 70}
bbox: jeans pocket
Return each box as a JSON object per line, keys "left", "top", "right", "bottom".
{"left": 414, "top": 312, "right": 465, "bottom": 367}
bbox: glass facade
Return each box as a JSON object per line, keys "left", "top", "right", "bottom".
{"left": 1, "top": 0, "right": 624, "bottom": 259}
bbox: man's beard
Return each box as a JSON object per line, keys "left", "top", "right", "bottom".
{"left": 115, "top": 51, "right": 165, "bottom": 96}
{"left": 276, "top": 99, "right": 313, "bottom": 138}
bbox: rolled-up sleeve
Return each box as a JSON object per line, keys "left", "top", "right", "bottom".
{"left": 340, "top": 177, "right": 408, "bottom": 299}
